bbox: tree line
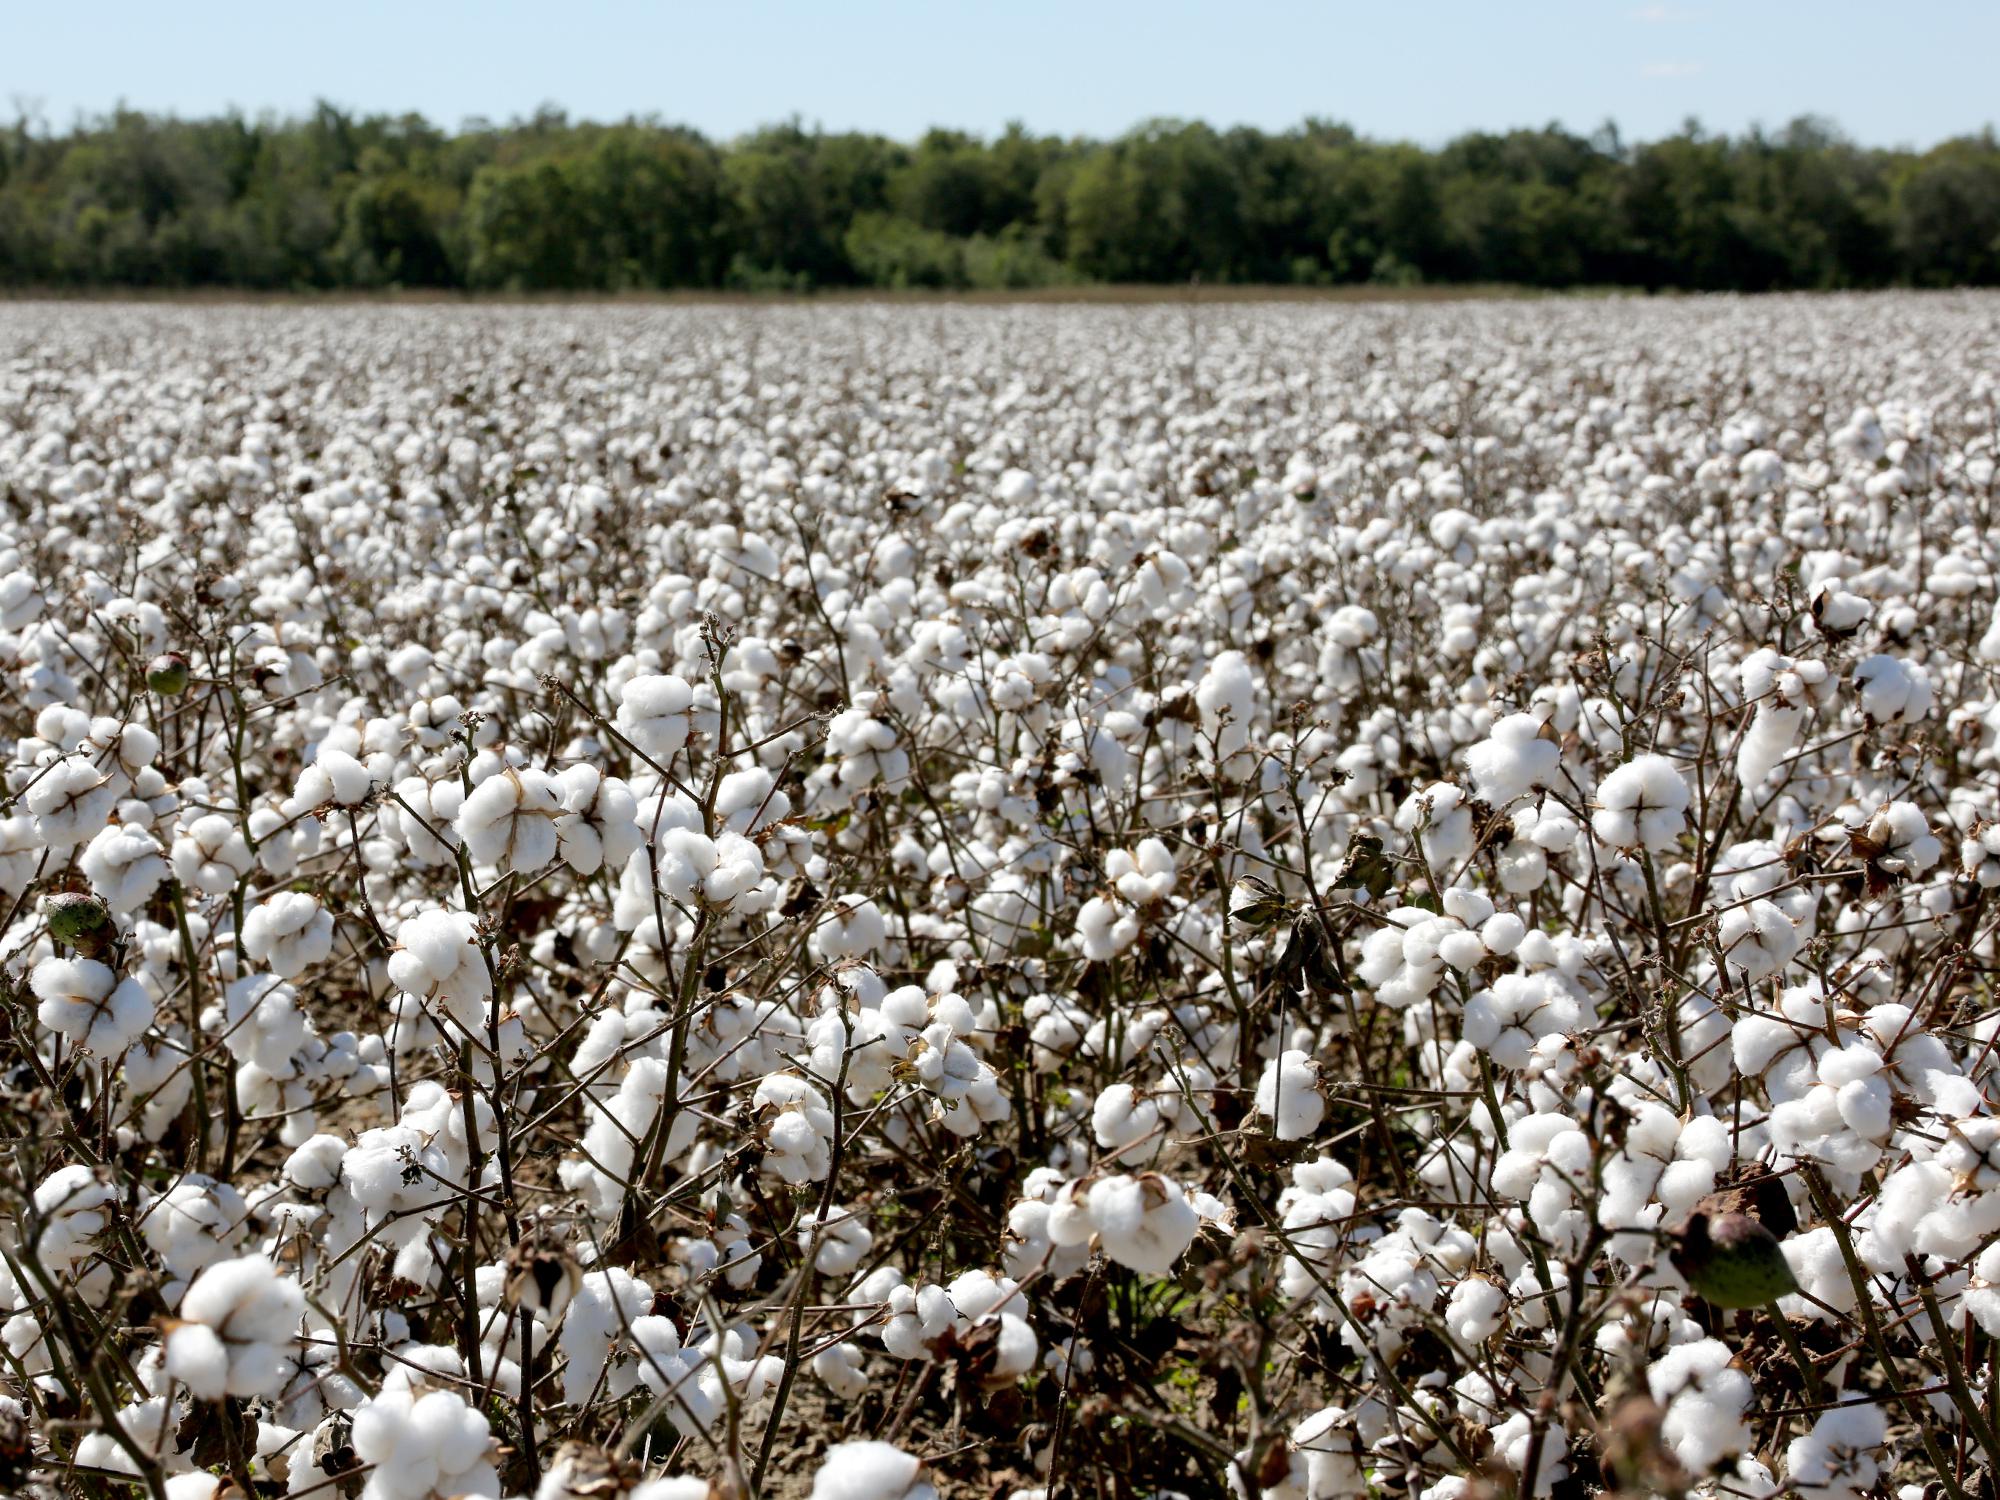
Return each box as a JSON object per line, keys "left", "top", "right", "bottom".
{"left": 2, "top": 105, "right": 1998, "bottom": 293}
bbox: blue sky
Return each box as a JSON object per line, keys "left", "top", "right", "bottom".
{"left": 7, "top": 1, "right": 1992, "bottom": 147}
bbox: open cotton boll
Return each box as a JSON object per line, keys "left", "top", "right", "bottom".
{"left": 553, "top": 764, "right": 641, "bottom": 875}
{"left": 1646, "top": 1338, "right": 1752, "bottom": 1473}
{"left": 1085, "top": 1173, "right": 1201, "bottom": 1274}
{"left": 32, "top": 1164, "right": 113, "bottom": 1266}
{"left": 290, "top": 748, "right": 377, "bottom": 811}
{"left": 241, "top": 891, "right": 334, "bottom": 979}
{"left": 79, "top": 823, "right": 168, "bottom": 913}
{"left": 1592, "top": 754, "right": 1690, "bottom": 851}
{"left": 1465, "top": 713, "right": 1558, "bottom": 807}
{"left": 811, "top": 895, "right": 887, "bottom": 961}
{"left": 171, "top": 812, "right": 255, "bottom": 896}
{"left": 1195, "top": 650, "right": 1257, "bottom": 779}
{"left": 615, "top": 673, "right": 695, "bottom": 761}
{"left": 1487, "top": 1413, "right": 1567, "bottom": 1498}
{"left": 351, "top": 1387, "right": 497, "bottom": 1500}
{"left": 560, "top": 1267, "right": 652, "bottom": 1405}
{"left": 1784, "top": 1402, "right": 1885, "bottom": 1500}
{"left": 1255, "top": 1050, "right": 1324, "bottom": 1140}
{"left": 456, "top": 765, "right": 562, "bottom": 873}
{"left": 814, "top": 1341, "right": 869, "bottom": 1400}
{"left": 809, "top": 1440, "right": 938, "bottom": 1500}
{"left": 27, "top": 756, "right": 119, "bottom": 847}
{"left": 1445, "top": 1277, "right": 1507, "bottom": 1343}
{"left": 164, "top": 1254, "right": 303, "bottom": 1400}
{"left": 32, "top": 956, "right": 154, "bottom": 1055}
{"left": 386, "top": 908, "right": 490, "bottom": 1032}
{"left": 755, "top": 1073, "right": 836, "bottom": 1183}
{"left": 802, "top": 1204, "right": 874, "bottom": 1275}
{"left": 1851, "top": 654, "right": 1932, "bottom": 724}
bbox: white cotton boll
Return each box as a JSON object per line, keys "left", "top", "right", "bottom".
{"left": 1076, "top": 894, "right": 1140, "bottom": 961}
{"left": 1195, "top": 649, "right": 1257, "bottom": 779}
{"left": 1436, "top": 929, "right": 1487, "bottom": 971}
{"left": 1480, "top": 912, "right": 1525, "bottom": 955}
{"left": 80, "top": 823, "right": 168, "bottom": 913}
{"left": 28, "top": 756, "right": 119, "bottom": 847}
{"left": 811, "top": 896, "right": 887, "bottom": 961}
{"left": 1092, "top": 1083, "right": 1166, "bottom": 1162}
{"left": 1593, "top": 754, "right": 1689, "bottom": 851}
{"left": 1086, "top": 1173, "right": 1200, "bottom": 1275}
{"left": 241, "top": 892, "right": 334, "bottom": 979}
{"left": 1445, "top": 1277, "right": 1507, "bottom": 1343}
{"left": 1737, "top": 701, "right": 1804, "bottom": 791}
{"left": 391, "top": 775, "right": 465, "bottom": 866}
{"left": 32, "top": 956, "right": 154, "bottom": 1055}
{"left": 802, "top": 1205, "right": 873, "bottom": 1275}
{"left": 387, "top": 908, "right": 490, "bottom": 1033}
{"left": 809, "top": 1440, "right": 938, "bottom": 1500}
{"left": 616, "top": 673, "right": 695, "bottom": 761}
{"left": 554, "top": 764, "right": 642, "bottom": 875}
{"left": 1465, "top": 713, "right": 1558, "bottom": 806}
{"left": 630, "top": 1482, "right": 710, "bottom": 1500}
{"left": 283, "top": 1134, "right": 348, "bottom": 1191}
{"left": 456, "top": 766, "right": 562, "bottom": 873}
{"left": 1717, "top": 899, "right": 1800, "bottom": 982}
{"left": 756, "top": 1073, "right": 835, "bottom": 1183}
{"left": 33, "top": 1164, "right": 113, "bottom": 1266}
{"left": 295, "top": 749, "right": 376, "bottom": 809}
{"left": 1488, "top": 1413, "right": 1567, "bottom": 1498}
{"left": 1856, "top": 800, "right": 1940, "bottom": 879}
{"left": 1647, "top": 1338, "right": 1751, "bottom": 1473}
{"left": 351, "top": 1387, "right": 497, "bottom": 1500}
{"left": 1785, "top": 1402, "right": 1885, "bottom": 1500}
{"left": 1255, "top": 1051, "right": 1324, "bottom": 1141}
{"left": 815, "top": 1341, "right": 869, "bottom": 1400}
{"left": 172, "top": 813, "right": 255, "bottom": 896}
{"left": 561, "top": 1268, "right": 653, "bottom": 1405}
{"left": 165, "top": 1255, "right": 304, "bottom": 1400}
{"left": 1852, "top": 654, "right": 1931, "bottom": 724}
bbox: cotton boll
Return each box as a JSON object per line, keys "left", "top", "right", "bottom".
{"left": 165, "top": 1255, "right": 304, "bottom": 1400}
{"left": 386, "top": 909, "right": 491, "bottom": 1033}
{"left": 171, "top": 813, "right": 255, "bottom": 896}
{"left": 809, "top": 1440, "right": 937, "bottom": 1500}
{"left": 1784, "top": 1402, "right": 1885, "bottom": 1500}
{"left": 1488, "top": 1413, "right": 1567, "bottom": 1498}
{"left": 560, "top": 1268, "right": 652, "bottom": 1405}
{"left": 240, "top": 891, "right": 335, "bottom": 979}
{"left": 1593, "top": 754, "right": 1689, "bottom": 851}
{"left": 1255, "top": 1050, "right": 1324, "bottom": 1141}
{"left": 1647, "top": 1337, "right": 1752, "bottom": 1473}
{"left": 1195, "top": 650, "right": 1257, "bottom": 779}
{"left": 79, "top": 823, "right": 168, "bottom": 913}
{"left": 32, "top": 956, "right": 154, "bottom": 1055}
{"left": 812, "top": 896, "right": 887, "bottom": 962}
{"left": 1852, "top": 654, "right": 1932, "bottom": 724}
{"left": 28, "top": 756, "right": 119, "bottom": 847}
{"left": 554, "top": 764, "right": 642, "bottom": 875}
{"left": 1465, "top": 713, "right": 1557, "bottom": 807}
{"left": 456, "top": 766, "right": 562, "bottom": 873}
{"left": 351, "top": 1387, "right": 497, "bottom": 1500}
{"left": 814, "top": 1340, "right": 869, "bottom": 1400}
{"left": 615, "top": 673, "right": 695, "bottom": 762}
{"left": 1086, "top": 1173, "right": 1200, "bottom": 1275}
{"left": 802, "top": 1204, "right": 873, "bottom": 1275}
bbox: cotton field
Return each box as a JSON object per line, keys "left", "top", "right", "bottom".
{"left": 4, "top": 293, "right": 2000, "bottom": 1500}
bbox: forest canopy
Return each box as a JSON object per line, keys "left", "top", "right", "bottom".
{"left": 2, "top": 105, "right": 1997, "bottom": 293}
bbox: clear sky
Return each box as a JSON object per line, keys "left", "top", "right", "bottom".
{"left": 7, "top": 0, "right": 1993, "bottom": 148}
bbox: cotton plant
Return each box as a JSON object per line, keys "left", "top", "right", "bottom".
{"left": 3, "top": 295, "right": 2000, "bottom": 1499}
